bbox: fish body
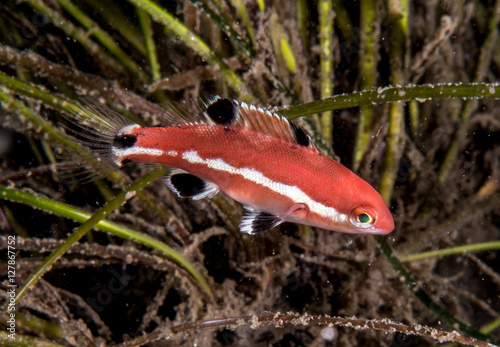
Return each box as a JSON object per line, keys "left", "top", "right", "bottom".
{"left": 68, "top": 97, "right": 394, "bottom": 235}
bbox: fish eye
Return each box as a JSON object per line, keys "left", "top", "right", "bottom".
{"left": 350, "top": 207, "right": 376, "bottom": 229}
{"left": 357, "top": 212, "right": 373, "bottom": 224}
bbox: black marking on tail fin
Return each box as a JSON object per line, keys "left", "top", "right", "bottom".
{"left": 239, "top": 206, "right": 284, "bottom": 234}
{"left": 206, "top": 97, "right": 238, "bottom": 126}
{"left": 113, "top": 134, "right": 137, "bottom": 149}
{"left": 165, "top": 169, "right": 219, "bottom": 200}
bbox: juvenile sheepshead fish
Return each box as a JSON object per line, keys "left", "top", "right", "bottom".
{"left": 65, "top": 97, "right": 394, "bottom": 235}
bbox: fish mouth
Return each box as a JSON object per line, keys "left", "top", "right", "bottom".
{"left": 370, "top": 228, "right": 394, "bottom": 235}
{"left": 328, "top": 221, "right": 394, "bottom": 235}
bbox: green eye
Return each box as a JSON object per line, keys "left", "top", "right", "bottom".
{"left": 351, "top": 207, "right": 377, "bottom": 229}
{"left": 357, "top": 213, "right": 373, "bottom": 224}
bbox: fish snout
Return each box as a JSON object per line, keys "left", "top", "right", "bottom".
{"left": 374, "top": 208, "right": 395, "bottom": 234}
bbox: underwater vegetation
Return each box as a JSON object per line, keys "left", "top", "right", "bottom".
{"left": 0, "top": 0, "right": 499, "bottom": 346}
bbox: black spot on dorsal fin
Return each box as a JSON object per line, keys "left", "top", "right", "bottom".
{"left": 239, "top": 206, "right": 284, "bottom": 234}
{"left": 206, "top": 97, "right": 238, "bottom": 126}
{"left": 165, "top": 169, "right": 219, "bottom": 200}
{"left": 289, "top": 122, "right": 312, "bottom": 147}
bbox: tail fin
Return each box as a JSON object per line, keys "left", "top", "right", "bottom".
{"left": 58, "top": 98, "right": 137, "bottom": 182}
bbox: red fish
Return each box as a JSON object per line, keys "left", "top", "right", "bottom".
{"left": 67, "top": 97, "right": 394, "bottom": 235}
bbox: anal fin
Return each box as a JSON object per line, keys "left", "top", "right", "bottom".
{"left": 165, "top": 169, "right": 219, "bottom": 200}
{"left": 239, "top": 206, "right": 284, "bottom": 234}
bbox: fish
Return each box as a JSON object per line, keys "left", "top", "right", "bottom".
{"left": 64, "top": 97, "right": 395, "bottom": 235}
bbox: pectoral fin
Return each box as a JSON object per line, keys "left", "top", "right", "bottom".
{"left": 285, "top": 203, "right": 309, "bottom": 219}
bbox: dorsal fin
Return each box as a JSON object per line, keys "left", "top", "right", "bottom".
{"left": 204, "top": 97, "right": 317, "bottom": 150}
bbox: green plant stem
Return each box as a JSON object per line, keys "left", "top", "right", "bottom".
{"left": 400, "top": 240, "right": 500, "bottom": 262}
{"left": 318, "top": 0, "right": 334, "bottom": 144}
{"left": 280, "top": 37, "right": 298, "bottom": 75}
{"left": 138, "top": 8, "right": 161, "bottom": 80}
{"left": 278, "top": 82, "right": 500, "bottom": 119}
{"left": 269, "top": 14, "right": 297, "bottom": 80}
{"left": 354, "top": 0, "right": 378, "bottom": 170}
{"left": 379, "top": 0, "right": 408, "bottom": 203}
{"left": 296, "top": 0, "right": 308, "bottom": 48}
{"left": 3, "top": 168, "right": 212, "bottom": 306}
{"left": 331, "top": 1, "right": 354, "bottom": 43}
{"left": 408, "top": 99, "right": 419, "bottom": 138}
{"left": 26, "top": 136, "right": 44, "bottom": 166}
{"left": 127, "top": 0, "right": 244, "bottom": 93}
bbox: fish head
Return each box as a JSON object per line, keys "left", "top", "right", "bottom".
{"left": 311, "top": 168, "right": 395, "bottom": 235}
{"left": 337, "top": 178, "right": 395, "bottom": 235}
